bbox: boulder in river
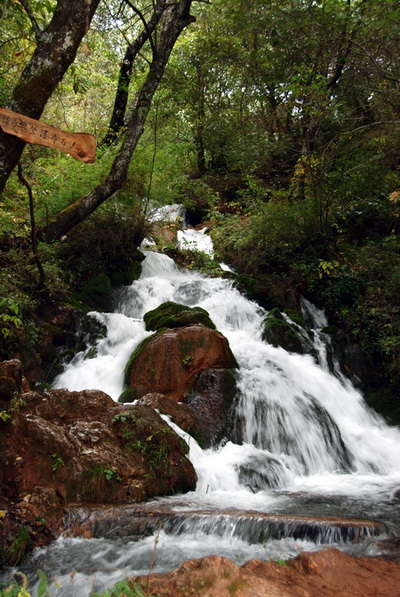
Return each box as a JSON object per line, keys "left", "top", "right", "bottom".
{"left": 144, "top": 300, "right": 216, "bottom": 331}
{"left": 0, "top": 360, "right": 197, "bottom": 564}
{"left": 123, "top": 323, "right": 238, "bottom": 446}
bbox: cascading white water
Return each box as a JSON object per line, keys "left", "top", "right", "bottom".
{"left": 54, "top": 245, "right": 400, "bottom": 489}
{"left": 25, "top": 226, "right": 400, "bottom": 596}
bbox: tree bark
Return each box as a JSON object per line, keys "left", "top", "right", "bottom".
{"left": 100, "top": 0, "right": 168, "bottom": 147}
{"left": 0, "top": 0, "right": 101, "bottom": 193}
{"left": 44, "top": 0, "right": 195, "bottom": 243}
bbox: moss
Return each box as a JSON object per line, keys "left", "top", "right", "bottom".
{"left": 118, "top": 388, "right": 136, "bottom": 403}
{"left": 284, "top": 308, "right": 306, "bottom": 327}
{"left": 73, "top": 273, "right": 112, "bottom": 311}
{"left": 262, "top": 308, "right": 306, "bottom": 354}
{"left": 143, "top": 301, "right": 216, "bottom": 331}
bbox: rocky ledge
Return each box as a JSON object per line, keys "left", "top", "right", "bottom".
{"left": 132, "top": 548, "right": 400, "bottom": 597}
{"left": 0, "top": 359, "right": 196, "bottom": 566}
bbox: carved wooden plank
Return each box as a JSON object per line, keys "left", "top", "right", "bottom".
{"left": 0, "top": 107, "right": 96, "bottom": 163}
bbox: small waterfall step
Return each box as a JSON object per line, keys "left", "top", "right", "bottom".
{"left": 65, "top": 505, "right": 385, "bottom": 545}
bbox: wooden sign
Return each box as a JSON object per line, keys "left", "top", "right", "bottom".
{"left": 0, "top": 107, "right": 96, "bottom": 163}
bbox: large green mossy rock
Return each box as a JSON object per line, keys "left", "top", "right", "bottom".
{"left": 143, "top": 301, "right": 216, "bottom": 332}
{"left": 262, "top": 307, "right": 313, "bottom": 354}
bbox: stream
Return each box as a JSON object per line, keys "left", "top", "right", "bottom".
{"left": 16, "top": 223, "right": 400, "bottom": 595}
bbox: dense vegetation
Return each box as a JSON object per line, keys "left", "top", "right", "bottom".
{"left": 1, "top": 0, "right": 400, "bottom": 418}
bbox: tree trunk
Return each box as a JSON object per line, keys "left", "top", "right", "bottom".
{"left": 0, "top": 0, "right": 101, "bottom": 194}
{"left": 100, "top": 0, "right": 168, "bottom": 147}
{"left": 44, "top": 0, "right": 195, "bottom": 243}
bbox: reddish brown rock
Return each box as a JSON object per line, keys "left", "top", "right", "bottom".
{"left": 125, "top": 325, "right": 237, "bottom": 402}
{"left": 0, "top": 359, "right": 30, "bottom": 406}
{"left": 2, "top": 389, "right": 196, "bottom": 506}
{"left": 0, "top": 370, "right": 197, "bottom": 566}
{"left": 133, "top": 548, "right": 400, "bottom": 597}
{"left": 124, "top": 325, "right": 238, "bottom": 446}
{"left": 137, "top": 393, "right": 205, "bottom": 447}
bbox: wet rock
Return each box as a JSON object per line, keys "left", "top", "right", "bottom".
{"left": 329, "top": 329, "right": 369, "bottom": 387}
{"left": 136, "top": 393, "right": 206, "bottom": 448}
{"left": 133, "top": 547, "right": 400, "bottom": 597}
{"left": 63, "top": 505, "right": 384, "bottom": 545}
{"left": 123, "top": 325, "right": 238, "bottom": 445}
{"left": 262, "top": 308, "right": 314, "bottom": 354}
{"left": 1, "top": 385, "right": 196, "bottom": 524}
{"left": 124, "top": 325, "right": 238, "bottom": 402}
{"left": 185, "top": 368, "right": 237, "bottom": 447}
{"left": 144, "top": 301, "right": 216, "bottom": 332}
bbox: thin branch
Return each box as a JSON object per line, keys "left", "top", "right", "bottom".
{"left": 346, "top": 37, "right": 400, "bottom": 84}
{"left": 17, "top": 162, "right": 46, "bottom": 291}
{"left": 122, "top": 0, "right": 156, "bottom": 56}
{"left": 321, "top": 120, "right": 400, "bottom": 162}
{"left": 16, "top": 0, "right": 42, "bottom": 41}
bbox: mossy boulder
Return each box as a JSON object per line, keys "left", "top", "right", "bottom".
{"left": 143, "top": 301, "right": 216, "bottom": 332}
{"left": 262, "top": 308, "right": 313, "bottom": 354}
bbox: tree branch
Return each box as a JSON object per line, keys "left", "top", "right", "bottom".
{"left": 123, "top": 0, "right": 157, "bottom": 56}
{"left": 16, "top": 0, "right": 42, "bottom": 41}
{"left": 17, "top": 162, "right": 46, "bottom": 290}
{"left": 45, "top": 1, "right": 196, "bottom": 242}
{"left": 346, "top": 37, "right": 400, "bottom": 84}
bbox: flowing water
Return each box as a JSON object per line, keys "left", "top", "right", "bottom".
{"left": 12, "top": 228, "right": 400, "bottom": 595}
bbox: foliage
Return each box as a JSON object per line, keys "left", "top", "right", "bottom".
{"left": 167, "top": 247, "right": 226, "bottom": 278}
{"left": 0, "top": 572, "right": 153, "bottom": 597}
{"left": 0, "top": 410, "right": 12, "bottom": 423}
{"left": 90, "top": 577, "right": 153, "bottom": 597}
{"left": 90, "top": 466, "right": 122, "bottom": 483}
{"left": 112, "top": 412, "right": 137, "bottom": 425}
{"left": 0, "top": 297, "right": 23, "bottom": 345}
{"left": 54, "top": 198, "right": 145, "bottom": 291}
{"left": 8, "top": 527, "right": 33, "bottom": 566}
{"left": 48, "top": 453, "right": 64, "bottom": 472}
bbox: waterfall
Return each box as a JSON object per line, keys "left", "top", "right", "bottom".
{"left": 53, "top": 246, "right": 400, "bottom": 484}
{"left": 24, "top": 226, "right": 400, "bottom": 596}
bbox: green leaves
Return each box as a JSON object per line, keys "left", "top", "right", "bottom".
{"left": 0, "top": 298, "right": 23, "bottom": 343}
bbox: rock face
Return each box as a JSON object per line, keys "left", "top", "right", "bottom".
{"left": 2, "top": 389, "right": 196, "bottom": 505}
{"left": 123, "top": 323, "right": 238, "bottom": 446}
{"left": 133, "top": 548, "right": 400, "bottom": 597}
{"left": 136, "top": 393, "right": 205, "bottom": 447}
{"left": 262, "top": 307, "right": 314, "bottom": 354}
{"left": 0, "top": 361, "right": 196, "bottom": 564}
